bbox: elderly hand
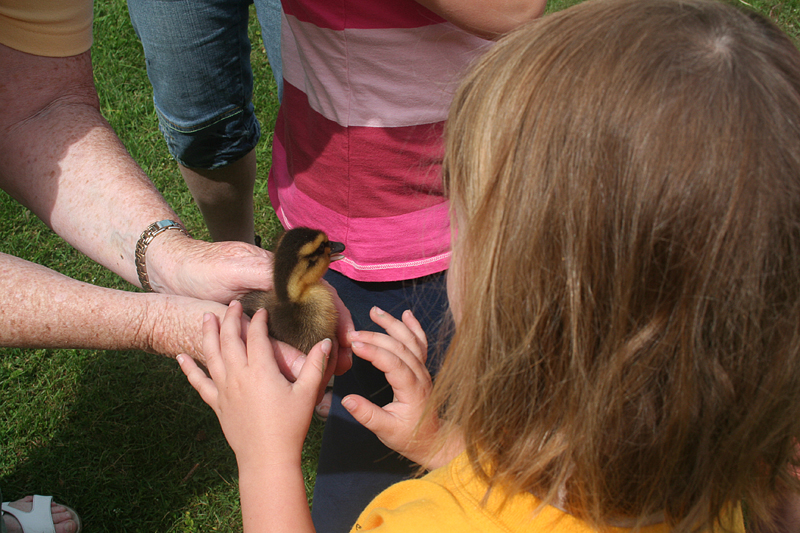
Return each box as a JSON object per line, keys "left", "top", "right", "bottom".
{"left": 143, "top": 231, "right": 354, "bottom": 374}
{"left": 145, "top": 231, "right": 274, "bottom": 302}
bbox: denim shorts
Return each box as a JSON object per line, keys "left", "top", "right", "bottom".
{"left": 128, "top": 0, "right": 283, "bottom": 170}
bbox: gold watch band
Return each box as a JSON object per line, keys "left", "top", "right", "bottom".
{"left": 135, "top": 219, "right": 190, "bottom": 292}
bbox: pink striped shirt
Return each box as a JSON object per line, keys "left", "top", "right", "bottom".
{"left": 269, "top": 0, "right": 491, "bottom": 282}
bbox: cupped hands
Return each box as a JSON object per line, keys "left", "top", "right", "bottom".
{"left": 177, "top": 300, "right": 331, "bottom": 467}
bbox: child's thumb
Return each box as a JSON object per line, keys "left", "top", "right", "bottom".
{"left": 297, "top": 338, "right": 331, "bottom": 391}
{"left": 342, "top": 394, "right": 390, "bottom": 435}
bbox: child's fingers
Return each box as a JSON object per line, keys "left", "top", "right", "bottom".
{"left": 295, "top": 338, "right": 332, "bottom": 395}
{"left": 341, "top": 393, "right": 397, "bottom": 437}
{"left": 401, "top": 309, "right": 427, "bottom": 352}
{"left": 352, "top": 339, "right": 431, "bottom": 404}
{"left": 202, "top": 311, "right": 227, "bottom": 382}
{"left": 350, "top": 329, "right": 427, "bottom": 379}
{"left": 245, "top": 309, "right": 326, "bottom": 391}
{"left": 217, "top": 301, "right": 248, "bottom": 368}
{"left": 245, "top": 308, "right": 277, "bottom": 370}
{"left": 369, "top": 307, "right": 428, "bottom": 364}
{"left": 177, "top": 354, "right": 219, "bottom": 409}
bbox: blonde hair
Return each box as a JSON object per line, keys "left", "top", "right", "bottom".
{"left": 434, "top": 0, "right": 800, "bottom": 530}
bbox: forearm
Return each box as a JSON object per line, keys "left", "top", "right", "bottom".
{"left": 0, "top": 252, "right": 212, "bottom": 359}
{"left": 0, "top": 46, "right": 178, "bottom": 286}
{"left": 28, "top": 110, "right": 175, "bottom": 284}
{"left": 238, "top": 460, "right": 315, "bottom": 533}
{"left": 416, "top": 0, "right": 547, "bottom": 37}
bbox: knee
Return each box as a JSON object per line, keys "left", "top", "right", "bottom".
{"left": 157, "top": 108, "right": 261, "bottom": 170}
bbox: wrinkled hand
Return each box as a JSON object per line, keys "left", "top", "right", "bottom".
{"left": 178, "top": 300, "right": 330, "bottom": 466}
{"left": 341, "top": 307, "right": 440, "bottom": 467}
{"left": 143, "top": 294, "right": 228, "bottom": 362}
{"left": 146, "top": 233, "right": 274, "bottom": 303}
{"left": 145, "top": 294, "right": 317, "bottom": 379}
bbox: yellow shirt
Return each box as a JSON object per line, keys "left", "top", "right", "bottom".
{"left": 351, "top": 452, "right": 745, "bottom": 533}
{"left": 0, "top": 0, "right": 92, "bottom": 57}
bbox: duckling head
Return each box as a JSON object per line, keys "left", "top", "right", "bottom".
{"left": 272, "top": 227, "right": 345, "bottom": 304}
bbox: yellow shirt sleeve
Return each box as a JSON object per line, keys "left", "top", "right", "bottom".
{"left": 0, "top": 0, "right": 92, "bottom": 57}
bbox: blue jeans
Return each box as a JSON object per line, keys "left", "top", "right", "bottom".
{"left": 313, "top": 270, "right": 451, "bottom": 532}
{"left": 127, "top": 0, "right": 282, "bottom": 169}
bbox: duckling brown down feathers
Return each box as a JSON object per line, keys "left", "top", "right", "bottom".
{"left": 240, "top": 227, "right": 345, "bottom": 354}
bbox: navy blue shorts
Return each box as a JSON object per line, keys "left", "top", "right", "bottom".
{"left": 312, "top": 269, "right": 451, "bottom": 532}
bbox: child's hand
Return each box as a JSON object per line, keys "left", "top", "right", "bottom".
{"left": 178, "top": 300, "right": 330, "bottom": 468}
{"left": 341, "top": 307, "right": 440, "bottom": 468}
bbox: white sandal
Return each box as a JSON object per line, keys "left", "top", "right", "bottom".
{"left": 1, "top": 495, "right": 82, "bottom": 533}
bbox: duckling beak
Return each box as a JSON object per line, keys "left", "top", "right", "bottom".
{"left": 330, "top": 241, "right": 345, "bottom": 262}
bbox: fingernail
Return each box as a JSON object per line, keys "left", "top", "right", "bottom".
{"left": 176, "top": 354, "right": 185, "bottom": 364}
{"left": 203, "top": 313, "right": 213, "bottom": 322}
{"left": 348, "top": 330, "right": 360, "bottom": 339}
{"left": 342, "top": 397, "right": 356, "bottom": 411}
{"left": 321, "top": 338, "right": 332, "bottom": 354}
{"left": 352, "top": 341, "right": 364, "bottom": 349}
{"left": 373, "top": 306, "right": 385, "bottom": 315}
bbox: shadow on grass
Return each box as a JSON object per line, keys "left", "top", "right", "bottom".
{"left": 1, "top": 348, "right": 325, "bottom": 532}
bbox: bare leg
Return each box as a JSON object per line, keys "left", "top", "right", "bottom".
{"left": 180, "top": 148, "right": 257, "bottom": 244}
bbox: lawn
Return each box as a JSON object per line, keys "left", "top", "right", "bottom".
{"left": 1, "top": 0, "right": 798, "bottom": 531}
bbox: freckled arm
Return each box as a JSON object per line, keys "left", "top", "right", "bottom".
{"left": 0, "top": 252, "right": 221, "bottom": 359}
{"left": 0, "top": 45, "right": 180, "bottom": 286}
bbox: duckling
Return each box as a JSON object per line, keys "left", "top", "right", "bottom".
{"left": 240, "top": 227, "right": 345, "bottom": 353}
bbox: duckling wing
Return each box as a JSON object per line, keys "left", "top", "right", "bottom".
{"left": 268, "top": 299, "right": 338, "bottom": 354}
{"left": 239, "top": 290, "right": 279, "bottom": 318}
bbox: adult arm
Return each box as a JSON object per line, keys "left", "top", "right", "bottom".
{"left": 0, "top": 43, "right": 274, "bottom": 303}
{"left": 416, "top": 0, "right": 548, "bottom": 38}
{"left": 0, "top": 252, "right": 222, "bottom": 359}
{"left": 0, "top": 252, "right": 323, "bottom": 379}
{"left": 0, "top": 43, "right": 352, "bottom": 371}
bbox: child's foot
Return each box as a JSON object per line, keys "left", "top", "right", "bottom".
{"left": 2, "top": 495, "right": 81, "bottom": 533}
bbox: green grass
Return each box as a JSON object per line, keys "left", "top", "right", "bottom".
{"left": 1, "top": 0, "right": 798, "bottom": 531}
